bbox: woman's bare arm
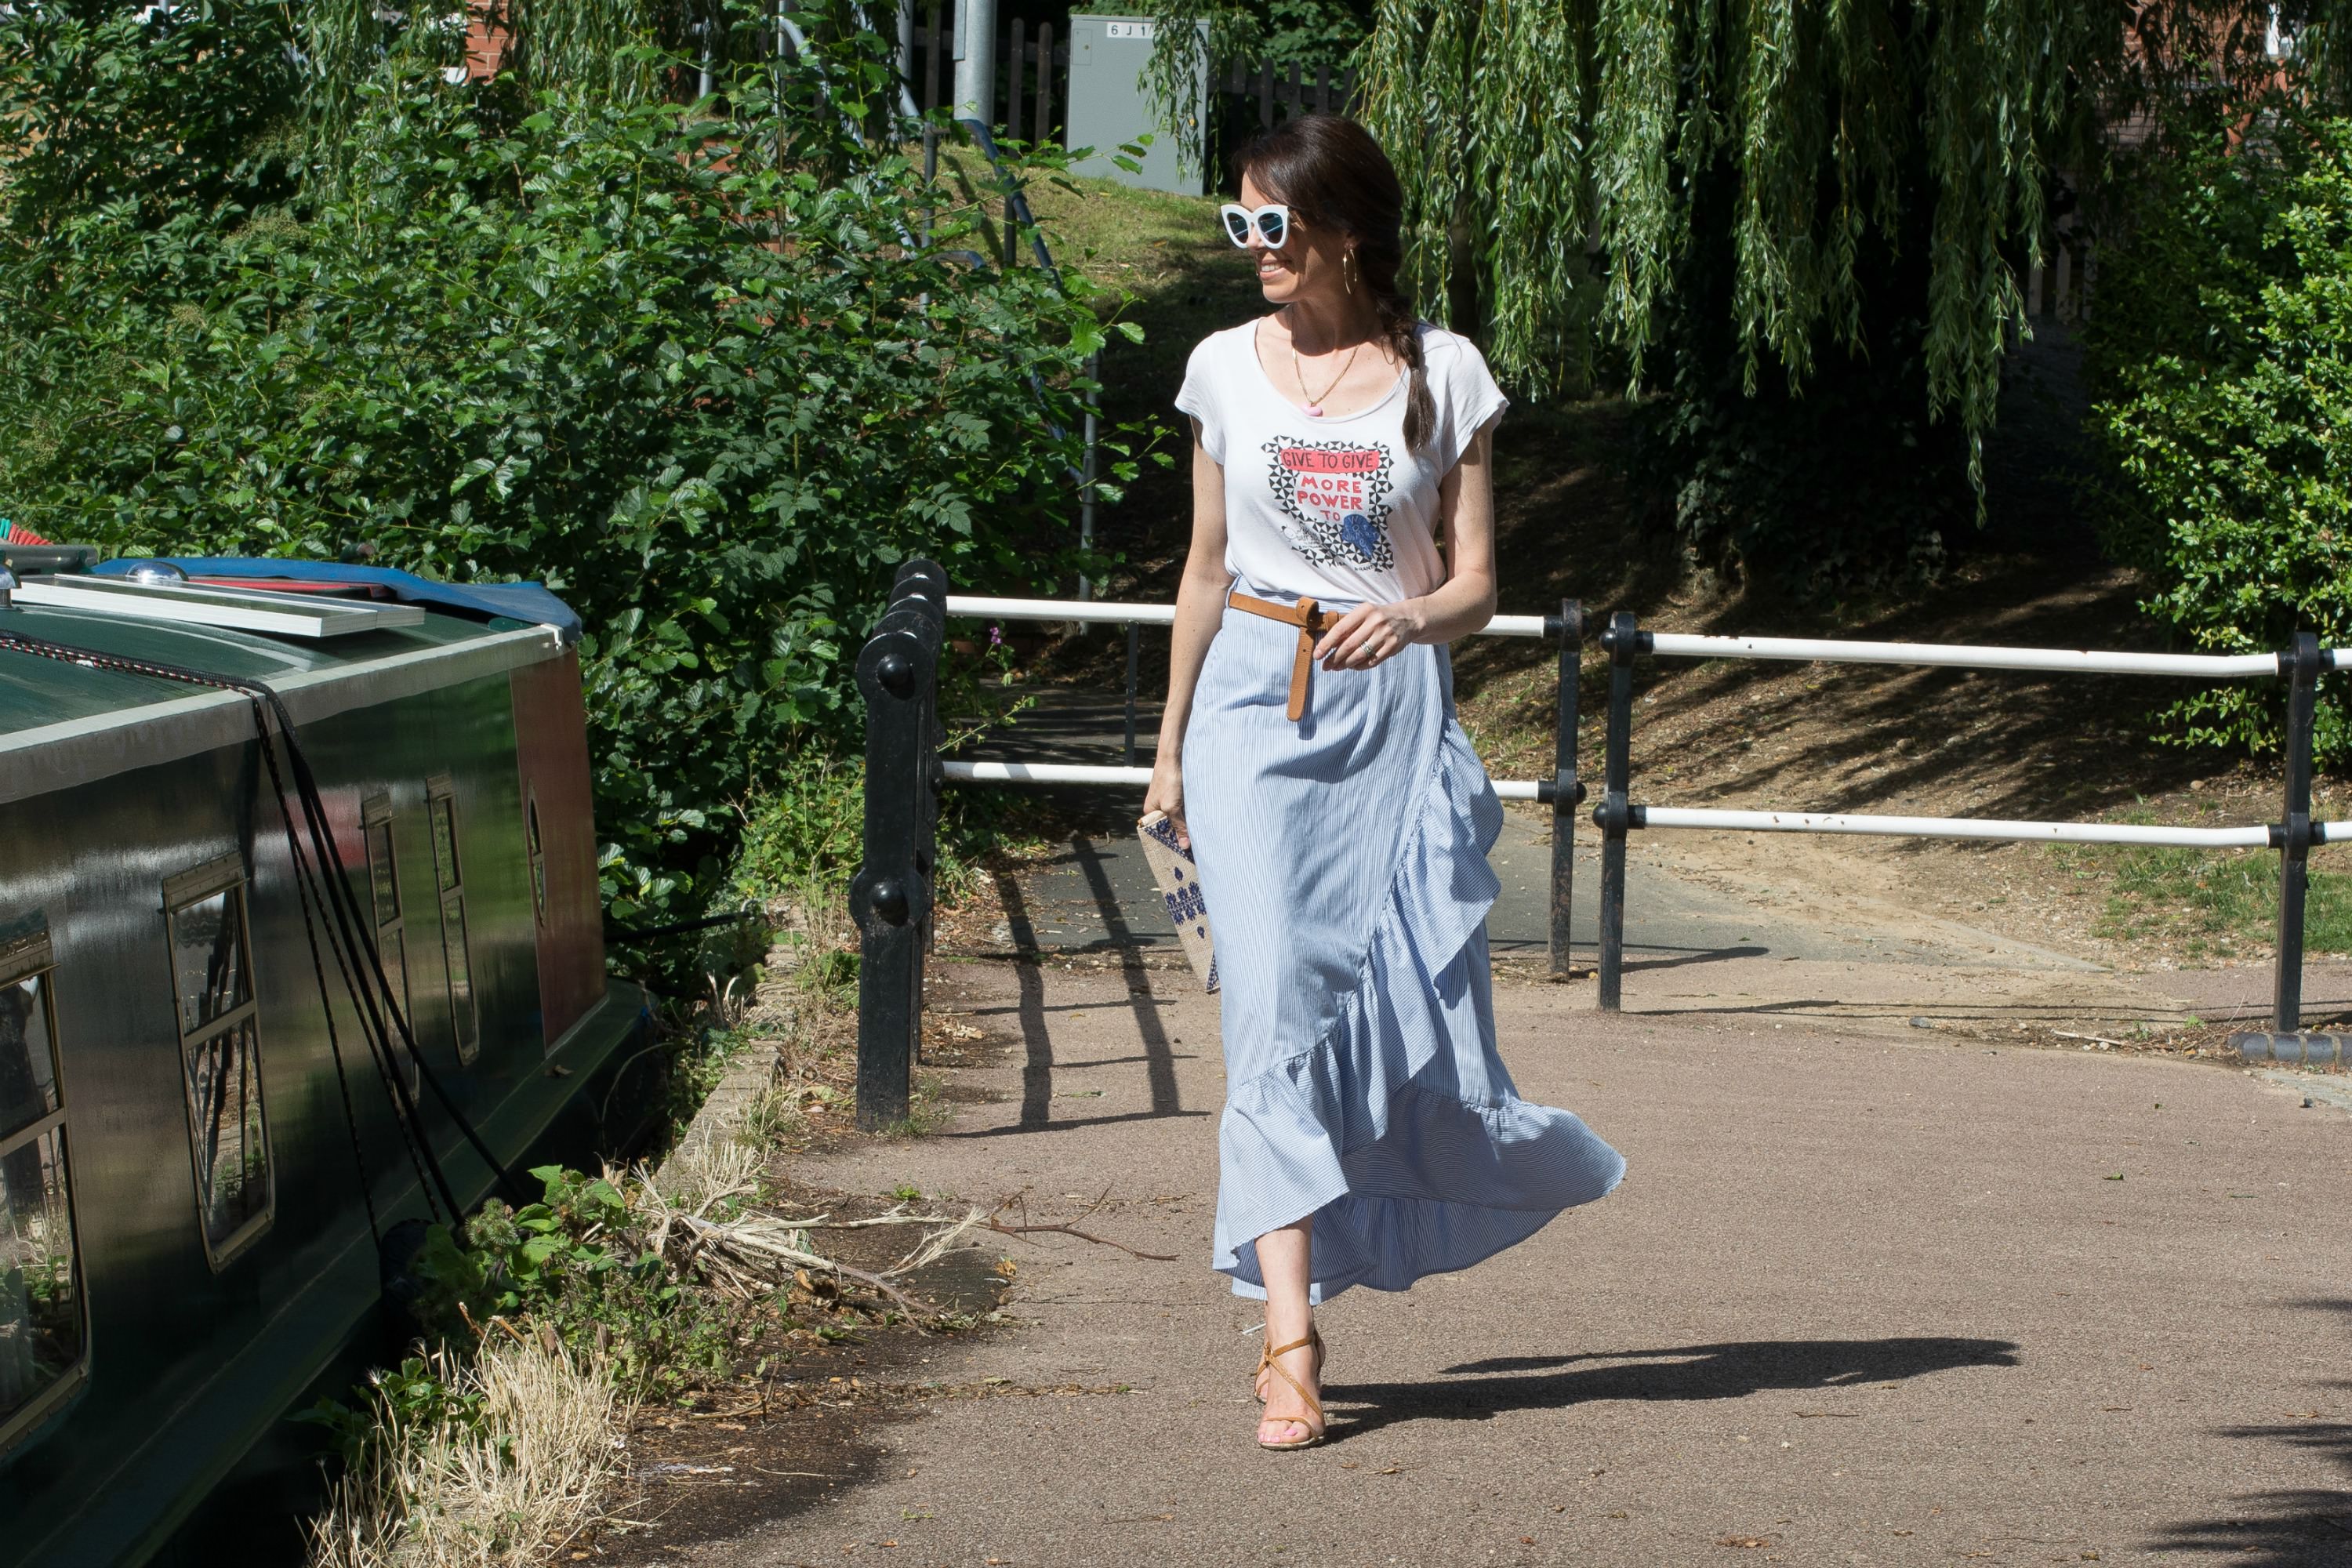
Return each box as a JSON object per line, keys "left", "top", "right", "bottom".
{"left": 1140, "top": 419, "right": 1233, "bottom": 847}
{"left": 1313, "top": 413, "right": 1502, "bottom": 666}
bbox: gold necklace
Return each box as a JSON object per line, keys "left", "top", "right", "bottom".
{"left": 1291, "top": 338, "right": 1361, "bottom": 418}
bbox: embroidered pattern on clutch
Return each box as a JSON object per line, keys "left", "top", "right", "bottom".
{"left": 1136, "top": 811, "right": 1218, "bottom": 992}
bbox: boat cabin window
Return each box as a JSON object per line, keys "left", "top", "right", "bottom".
{"left": 426, "top": 777, "right": 479, "bottom": 1066}
{"left": 0, "top": 922, "right": 88, "bottom": 1450}
{"left": 162, "top": 858, "right": 273, "bottom": 1269}
{"left": 362, "top": 795, "right": 420, "bottom": 1094}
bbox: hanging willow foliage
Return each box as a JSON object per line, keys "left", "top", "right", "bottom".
{"left": 1148, "top": 0, "right": 2352, "bottom": 454}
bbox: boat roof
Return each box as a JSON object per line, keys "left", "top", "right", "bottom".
{"left": 0, "top": 598, "right": 550, "bottom": 739}
{"left": 0, "top": 595, "right": 572, "bottom": 808}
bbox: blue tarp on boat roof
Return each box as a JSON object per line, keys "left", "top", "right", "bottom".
{"left": 90, "top": 556, "right": 582, "bottom": 641}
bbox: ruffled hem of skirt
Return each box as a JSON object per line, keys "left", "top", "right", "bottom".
{"left": 1212, "top": 720, "right": 1627, "bottom": 1301}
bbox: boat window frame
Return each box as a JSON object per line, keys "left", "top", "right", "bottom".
{"left": 361, "top": 793, "right": 421, "bottom": 1095}
{"left": 162, "top": 855, "right": 274, "bottom": 1271}
{"left": 0, "top": 922, "right": 90, "bottom": 1455}
{"left": 425, "top": 775, "right": 480, "bottom": 1067}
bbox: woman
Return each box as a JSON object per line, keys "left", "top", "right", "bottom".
{"left": 1141, "top": 115, "right": 1626, "bottom": 1452}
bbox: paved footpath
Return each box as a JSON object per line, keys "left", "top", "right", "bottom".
{"left": 706, "top": 956, "right": 2350, "bottom": 1567}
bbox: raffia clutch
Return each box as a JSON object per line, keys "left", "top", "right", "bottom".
{"left": 1136, "top": 811, "right": 1218, "bottom": 992}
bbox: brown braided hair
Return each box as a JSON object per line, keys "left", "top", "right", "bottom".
{"left": 1234, "top": 114, "right": 1434, "bottom": 454}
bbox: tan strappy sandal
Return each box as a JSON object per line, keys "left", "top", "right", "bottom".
{"left": 1254, "top": 1323, "right": 1322, "bottom": 1403}
{"left": 1254, "top": 1333, "right": 1327, "bottom": 1451}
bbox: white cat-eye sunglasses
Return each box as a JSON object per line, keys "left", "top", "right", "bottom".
{"left": 1218, "top": 201, "right": 1294, "bottom": 249}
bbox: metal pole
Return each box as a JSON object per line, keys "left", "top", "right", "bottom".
{"left": 1078, "top": 350, "right": 1099, "bottom": 604}
{"left": 1036, "top": 21, "right": 1054, "bottom": 143}
{"left": 1594, "top": 610, "right": 1639, "bottom": 1011}
{"left": 1548, "top": 601, "right": 1584, "bottom": 978}
{"left": 953, "top": 0, "right": 996, "bottom": 125}
{"left": 1004, "top": 18, "right": 1025, "bottom": 267}
{"left": 2273, "top": 631, "right": 2321, "bottom": 1031}
{"left": 922, "top": 4, "right": 942, "bottom": 250}
{"left": 851, "top": 560, "right": 949, "bottom": 1129}
{"left": 1123, "top": 620, "right": 1141, "bottom": 767}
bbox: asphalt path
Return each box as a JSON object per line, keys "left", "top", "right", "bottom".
{"left": 693, "top": 960, "right": 2352, "bottom": 1568}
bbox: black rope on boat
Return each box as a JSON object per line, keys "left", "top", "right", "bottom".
{"left": 0, "top": 630, "right": 524, "bottom": 1214}
{"left": 0, "top": 629, "right": 452, "bottom": 1222}
{"left": 253, "top": 681, "right": 527, "bottom": 1207}
{"left": 251, "top": 714, "right": 408, "bottom": 1237}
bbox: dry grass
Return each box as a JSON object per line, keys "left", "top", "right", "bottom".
{"left": 652, "top": 1126, "right": 768, "bottom": 1216}
{"left": 304, "top": 1338, "right": 626, "bottom": 1568}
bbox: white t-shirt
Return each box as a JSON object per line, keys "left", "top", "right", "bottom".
{"left": 1174, "top": 319, "right": 1508, "bottom": 604}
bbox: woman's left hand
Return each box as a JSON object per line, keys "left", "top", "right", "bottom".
{"left": 1314, "top": 599, "right": 1427, "bottom": 670}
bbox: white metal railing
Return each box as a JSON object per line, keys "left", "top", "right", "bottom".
{"left": 1588, "top": 612, "right": 2338, "bottom": 1025}
{"left": 946, "top": 593, "right": 1552, "bottom": 638}
{"left": 942, "top": 757, "right": 1552, "bottom": 802}
{"left": 922, "top": 589, "right": 2343, "bottom": 1033}
{"left": 1644, "top": 631, "right": 2288, "bottom": 679}
{"left": 1636, "top": 807, "right": 2294, "bottom": 848}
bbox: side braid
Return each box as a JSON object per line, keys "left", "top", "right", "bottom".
{"left": 1367, "top": 273, "right": 1432, "bottom": 454}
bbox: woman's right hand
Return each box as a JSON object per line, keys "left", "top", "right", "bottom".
{"left": 1142, "top": 753, "right": 1189, "bottom": 851}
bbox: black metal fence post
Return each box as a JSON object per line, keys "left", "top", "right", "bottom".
{"left": 850, "top": 558, "right": 948, "bottom": 1129}
{"left": 1544, "top": 601, "right": 1586, "bottom": 978}
{"left": 2272, "top": 631, "right": 2321, "bottom": 1031}
{"left": 1592, "top": 611, "right": 1641, "bottom": 1011}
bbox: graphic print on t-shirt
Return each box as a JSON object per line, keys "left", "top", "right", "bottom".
{"left": 1260, "top": 437, "right": 1396, "bottom": 572}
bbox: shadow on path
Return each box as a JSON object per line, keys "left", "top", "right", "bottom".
{"left": 962, "top": 860, "right": 1203, "bottom": 1139}
{"left": 1322, "top": 1335, "right": 2019, "bottom": 1443}
{"left": 1070, "top": 835, "right": 1184, "bottom": 1116}
{"left": 1622, "top": 943, "right": 1770, "bottom": 974}
{"left": 2145, "top": 1300, "right": 2352, "bottom": 1566}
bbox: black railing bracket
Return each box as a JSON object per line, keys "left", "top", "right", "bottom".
{"left": 2272, "top": 630, "right": 2322, "bottom": 1031}
{"left": 850, "top": 559, "right": 948, "bottom": 1128}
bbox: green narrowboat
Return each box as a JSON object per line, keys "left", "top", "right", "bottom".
{"left": 0, "top": 550, "right": 654, "bottom": 1564}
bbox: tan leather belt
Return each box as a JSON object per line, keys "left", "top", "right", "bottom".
{"left": 1229, "top": 590, "right": 1341, "bottom": 721}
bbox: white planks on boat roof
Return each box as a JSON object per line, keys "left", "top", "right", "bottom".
{"left": 11, "top": 575, "right": 427, "bottom": 637}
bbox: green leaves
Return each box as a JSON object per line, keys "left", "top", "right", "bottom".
{"left": 2085, "top": 113, "right": 2352, "bottom": 761}
{"left": 0, "top": 13, "right": 1127, "bottom": 946}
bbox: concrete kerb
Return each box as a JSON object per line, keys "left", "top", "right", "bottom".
{"left": 652, "top": 931, "right": 804, "bottom": 1187}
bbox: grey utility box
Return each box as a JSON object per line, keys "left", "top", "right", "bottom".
{"left": 1064, "top": 15, "right": 1207, "bottom": 196}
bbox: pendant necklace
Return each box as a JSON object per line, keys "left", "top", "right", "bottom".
{"left": 1292, "top": 337, "right": 1360, "bottom": 418}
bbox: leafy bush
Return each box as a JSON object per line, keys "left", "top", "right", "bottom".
{"left": 2084, "top": 114, "right": 2352, "bottom": 760}
{"left": 0, "top": 0, "right": 300, "bottom": 231}
{"left": 0, "top": 12, "right": 1146, "bottom": 938}
{"left": 397, "top": 1165, "right": 739, "bottom": 1394}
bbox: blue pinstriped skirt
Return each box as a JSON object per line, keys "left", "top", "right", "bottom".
{"left": 1182, "top": 583, "right": 1626, "bottom": 1302}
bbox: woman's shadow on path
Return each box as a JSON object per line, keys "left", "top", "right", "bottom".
{"left": 1322, "top": 1335, "right": 2018, "bottom": 1442}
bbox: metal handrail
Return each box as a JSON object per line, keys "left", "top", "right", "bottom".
{"left": 857, "top": 578, "right": 2344, "bottom": 1094}
{"left": 942, "top": 757, "right": 1558, "bottom": 802}
{"left": 1635, "top": 807, "right": 2288, "bottom": 848}
{"left": 1645, "top": 631, "right": 2295, "bottom": 679}
{"left": 946, "top": 593, "right": 1553, "bottom": 637}
{"left": 937, "top": 590, "right": 1591, "bottom": 972}
{"left": 1592, "top": 612, "right": 2336, "bottom": 1029}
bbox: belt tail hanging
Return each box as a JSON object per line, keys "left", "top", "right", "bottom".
{"left": 1286, "top": 596, "right": 1318, "bottom": 721}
